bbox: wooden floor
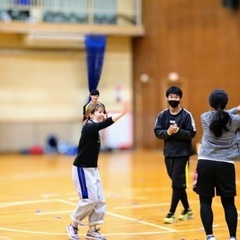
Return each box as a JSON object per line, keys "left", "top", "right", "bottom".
{"left": 0, "top": 150, "right": 240, "bottom": 240}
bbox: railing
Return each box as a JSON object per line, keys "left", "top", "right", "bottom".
{"left": 0, "top": 0, "right": 142, "bottom": 26}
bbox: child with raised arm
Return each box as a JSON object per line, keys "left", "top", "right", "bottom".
{"left": 66, "top": 102, "right": 128, "bottom": 240}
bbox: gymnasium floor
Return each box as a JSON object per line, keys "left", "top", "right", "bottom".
{"left": 0, "top": 150, "right": 239, "bottom": 240}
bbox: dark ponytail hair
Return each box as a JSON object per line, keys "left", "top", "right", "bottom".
{"left": 208, "top": 89, "right": 232, "bottom": 137}
{"left": 209, "top": 108, "right": 231, "bottom": 137}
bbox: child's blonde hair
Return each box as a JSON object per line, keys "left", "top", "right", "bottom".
{"left": 86, "top": 103, "right": 106, "bottom": 119}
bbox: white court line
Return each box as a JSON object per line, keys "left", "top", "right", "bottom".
{"left": 36, "top": 210, "right": 72, "bottom": 215}
{"left": 35, "top": 206, "right": 175, "bottom": 232}
{"left": 0, "top": 199, "right": 57, "bottom": 208}
{"left": 0, "top": 226, "right": 225, "bottom": 237}
{"left": 30, "top": 199, "right": 238, "bottom": 232}
{"left": 0, "top": 227, "right": 65, "bottom": 236}
{"left": 0, "top": 237, "right": 13, "bottom": 240}
{"left": 114, "top": 200, "right": 200, "bottom": 209}
{"left": 57, "top": 199, "right": 176, "bottom": 232}
{"left": 58, "top": 199, "right": 77, "bottom": 206}
{"left": 0, "top": 197, "right": 77, "bottom": 209}
{"left": 106, "top": 211, "right": 177, "bottom": 232}
{"left": 0, "top": 171, "right": 68, "bottom": 181}
{"left": 0, "top": 227, "right": 200, "bottom": 237}
{"left": 0, "top": 198, "right": 228, "bottom": 237}
{"left": 114, "top": 201, "right": 199, "bottom": 209}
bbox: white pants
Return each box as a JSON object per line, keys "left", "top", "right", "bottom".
{"left": 71, "top": 166, "right": 106, "bottom": 226}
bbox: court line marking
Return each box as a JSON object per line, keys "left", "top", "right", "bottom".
{"left": 0, "top": 171, "right": 69, "bottom": 181}
{"left": 59, "top": 199, "right": 177, "bottom": 232}
{"left": 0, "top": 237, "right": 13, "bottom": 240}
{"left": 106, "top": 211, "right": 177, "bottom": 232}
{"left": 0, "top": 198, "right": 228, "bottom": 237}
{"left": 0, "top": 226, "right": 225, "bottom": 237}
{"left": 36, "top": 210, "right": 72, "bottom": 215}
{"left": 0, "top": 227, "right": 65, "bottom": 236}
{"left": 0, "top": 199, "right": 56, "bottom": 208}
{"left": 114, "top": 201, "right": 200, "bottom": 209}
{"left": 0, "top": 198, "right": 177, "bottom": 233}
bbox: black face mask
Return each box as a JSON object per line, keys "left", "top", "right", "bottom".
{"left": 168, "top": 100, "right": 180, "bottom": 108}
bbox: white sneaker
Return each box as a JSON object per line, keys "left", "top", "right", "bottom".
{"left": 66, "top": 224, "right": 79, "bottom": 240}
{"left": 86, "top": 228, "right": 106, "bottom": 240}
{"left": 205, "top": 235, "right": 215, "bottom": 240}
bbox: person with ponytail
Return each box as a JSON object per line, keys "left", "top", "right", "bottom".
{"left": 194, "top": 89, "right": 240, "bottom": 240}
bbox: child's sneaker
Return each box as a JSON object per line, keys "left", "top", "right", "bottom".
{"left": 178, "top": 209, "right": 193, "bottom": 220}
{"left": 205, "top": 235, "right": 215, "bottom": 240}
{"left": 66, "top": 224, "right": 79, "bottom": 240}
{"left": 229, "top": 237, "right": 236, "bottom": 240}
{"left": 86, "top": 228, "right": 106, "bottom": 240}
{"left": 164, "top": 212, "right": 176, "bottom": 224}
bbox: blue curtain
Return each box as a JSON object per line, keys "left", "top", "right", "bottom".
{"left": 18, "top": 0, "right": 30, "bottom": 4}
{"left": 84, "top": 35, "right": 107, "bottom": 93}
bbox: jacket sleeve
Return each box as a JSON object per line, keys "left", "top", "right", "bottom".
{"left": 84, "top": 117, "right": 115, "bottom": 136}
{"left": 174, "top": 113, "right": 196, "bottom": 140}
{"left": 227, "top": 107, "right": 238, "bottom": 114}
{"left": 97, "top": 117, "right": 114, "bottom": 130}
{"left": 154, "top": 113, "right": 172, "bottom": 140}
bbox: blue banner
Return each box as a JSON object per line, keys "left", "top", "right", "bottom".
{"left": 84, "top": 35, "right": 107, "bottom": 92}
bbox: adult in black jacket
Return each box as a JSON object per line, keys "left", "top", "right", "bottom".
{"left": 154, "top": 86, "right": 196, "bottom": 224}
